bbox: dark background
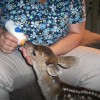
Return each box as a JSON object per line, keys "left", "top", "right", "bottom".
{"left": 86, "top": 0, "right": 100, "bottom": 34}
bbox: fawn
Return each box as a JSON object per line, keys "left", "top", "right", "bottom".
{"left": 24, "top": 41, "right": 100, "bottom": 100}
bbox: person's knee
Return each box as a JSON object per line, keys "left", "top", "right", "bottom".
{"left": 0, "top": 68, "right": 15, "bottom": 91}
{"left": 0, "top": 63, "right": 35, "bottom": 92}
{"left": 0, "top": 86, "right": 9, "bottom": 100}
{"left": 78, "top": 70, "right": 100, "bottom": 91}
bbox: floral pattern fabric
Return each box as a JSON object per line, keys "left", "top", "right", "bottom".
{"left": 0, "top": 0, "right": 86, "bottom": 46}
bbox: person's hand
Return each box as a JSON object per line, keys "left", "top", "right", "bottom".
{"left": 0, "top": 31, "right": 18, "bottom": 53}
{"left": 19, "top": 47, "right": 33, "bottom": 65}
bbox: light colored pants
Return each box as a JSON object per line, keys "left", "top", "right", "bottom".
{"left": 0, "top": 46, "right": 100, "bottom": 100}
{"left": 59, "top": 46, "right": 100, "bottom": 91}
{"left": 0, "top": 50, "right": 35, "bottom": 100}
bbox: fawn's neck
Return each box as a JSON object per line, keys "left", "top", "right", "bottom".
{"left": 33, "top": 61, "right": 60, "bottom": 100}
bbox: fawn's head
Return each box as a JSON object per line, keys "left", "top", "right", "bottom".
{"left": 24, "top": 41, "right": 79, "bottom": 76}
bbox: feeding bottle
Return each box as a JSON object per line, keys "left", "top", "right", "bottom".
{"left": 5, "top": 20, "right": 27, "bottom": 45}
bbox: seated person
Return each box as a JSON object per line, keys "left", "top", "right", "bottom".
{"left": 0, "top": 0, "right": 100, "bottom": 100}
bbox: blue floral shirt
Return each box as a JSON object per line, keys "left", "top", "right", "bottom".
{"left": 0, "top": 0, "right": 86, "bottom": 46}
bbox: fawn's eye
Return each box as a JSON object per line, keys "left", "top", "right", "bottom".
{"left": 32, "top": 50, "right": 36, "bottom": 56}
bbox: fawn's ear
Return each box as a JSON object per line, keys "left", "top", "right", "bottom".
{"left": 46, "top": 64, "right": 62, "bottom": 76}
{"left": 57, "top": 56, "right": 79, "bottom": 69}
{"left": 46, "top": 56, "right": 79, "bottom": 76}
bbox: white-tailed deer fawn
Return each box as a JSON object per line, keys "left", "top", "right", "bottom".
{"left": 24, "top": 41, "right": 100, "bottom": 100}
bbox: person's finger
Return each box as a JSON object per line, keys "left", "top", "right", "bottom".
{"left": 26, "top": 56, "right": 32, "bottom": 65}
{"left": 19, "top": 47, "right": 33, "bottom": 65}
{"left": 3, "top": 31, "right": 18, "bottom": 43}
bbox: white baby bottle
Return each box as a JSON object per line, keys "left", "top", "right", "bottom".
{"left": 5, "top": 20, "right": 27, "bottom": 45}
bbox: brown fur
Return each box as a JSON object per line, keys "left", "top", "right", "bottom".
{"left": 81, "top": 30, "right": 100, "bottom": 49}
{"left": 24, "top": 42, "right": 79, "bottom": 100}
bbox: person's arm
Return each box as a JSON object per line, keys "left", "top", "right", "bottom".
{"left": 49, "top": 0, "right": 86, "bottom": 56}
{"left": 49, "top": 22, "right": 85, "bottom": 56}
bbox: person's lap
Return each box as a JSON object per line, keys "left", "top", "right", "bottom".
{"left": 0, "top": 49, "right": 35, "bottom": 100}
{"left": 59, "top": 46, "right": 100, "bottom": 91}
{"left": 0, "top": 46, "right": 100, "bottom": 100}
